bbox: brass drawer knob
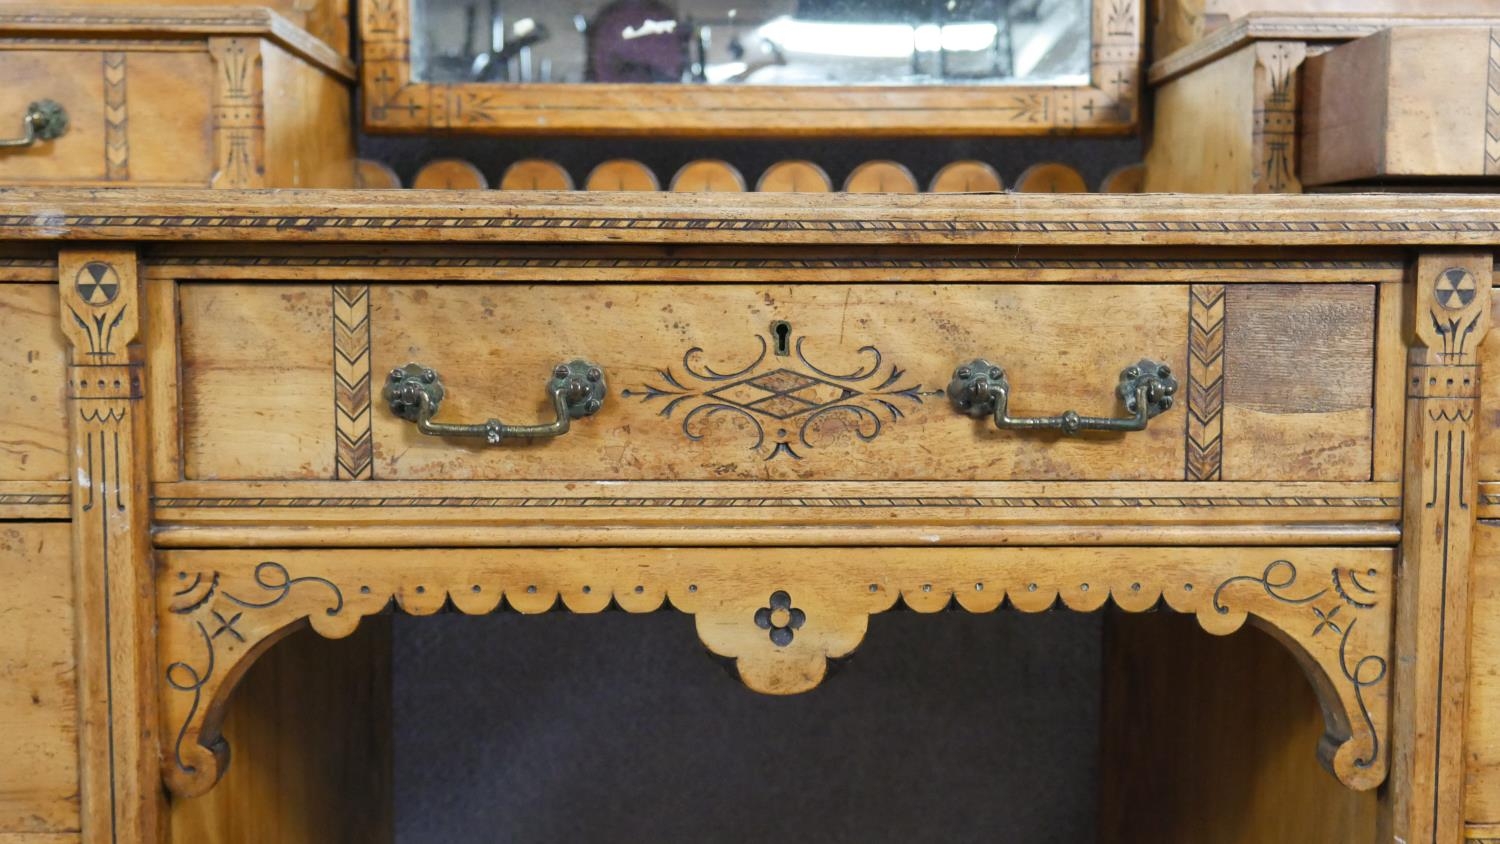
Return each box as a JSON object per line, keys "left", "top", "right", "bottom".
{"left": 949, "top": 358, "right": 1177, "bottom": 435}
{"left": 385, "top": 359, "right": 606, "bottom": 444}
{"left": 0, "top": 99, "right": 68, "bottom": 149}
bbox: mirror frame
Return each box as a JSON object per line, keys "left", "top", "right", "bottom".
{"left": 361, "top": 0, "right": 1140, "bottom": 136}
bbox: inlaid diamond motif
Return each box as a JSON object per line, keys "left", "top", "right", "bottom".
{"left": 705, "top": 368, "right": 857, "bottom": 420}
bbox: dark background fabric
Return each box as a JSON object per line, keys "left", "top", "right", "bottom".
{"left": 368, "top": 129, "right": 1143, "bottom": 842}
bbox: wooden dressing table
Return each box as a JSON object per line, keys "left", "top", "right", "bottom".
{"left": 0, "top": 188, "right": 1494, "bottom": 842}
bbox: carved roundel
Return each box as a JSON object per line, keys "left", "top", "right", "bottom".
{"left": 75, "top": 261, "right": 121, "bottom": 305}
{"left": 1434, "top": 267, "right": 1477, "bottom": 310}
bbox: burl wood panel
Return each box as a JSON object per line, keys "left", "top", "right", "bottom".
{"left": 0, "top": 523, "right": 78, "bottom": 836}
{"left": 0, "top": 284, "right": 67, "bottom": 481}
{"left": 1099, "top": 612, "right": 1377, "bottom": 843}
{"left": 179, "top": 284, "right": 334, "bottom": 479}
{"left": 0, "top": 47, "right": 214, "bottom": 186}
{"left": 1222, "top": 284, "right": 1375, "bottom": 481}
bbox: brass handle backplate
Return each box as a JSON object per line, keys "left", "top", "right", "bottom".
{"left": 948, "top": 358, "right": 1177, "bottom": 435}
{"left": 0, "top": 99, "right": 68, "bottom": 149}
{"left": 385, "top": 359, "right": 606, "bottom": 444}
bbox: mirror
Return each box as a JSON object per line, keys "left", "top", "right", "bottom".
{"left": 361, "top": 0, "right": 1136, "bottom": 135}
{"left": 410, "top": 0, "right": 1091, "bottom": 86}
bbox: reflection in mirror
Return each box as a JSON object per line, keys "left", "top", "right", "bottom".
{"left": 411, "top": 0, "right": 1090, "bottom": 85}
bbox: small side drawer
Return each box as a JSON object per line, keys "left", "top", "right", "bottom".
{"left": 0, "top": 47, "right": 213, "bottom": 186}
{"left": 1302, "top": 26, "right": 1500, "bottom": 186}
{"left": 178, "top": 281, "right": 1384, "bottom": 484}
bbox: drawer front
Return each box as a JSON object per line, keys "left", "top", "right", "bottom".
{"left": 0, "top": 47, "right": 213, "bottom": 186}
{"left": 179, "top": 281, "right": 1379, "bottom": 483}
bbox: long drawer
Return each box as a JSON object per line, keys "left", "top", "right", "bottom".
{"left": 173, "top": 280, "right": 1386, "bottom": 484}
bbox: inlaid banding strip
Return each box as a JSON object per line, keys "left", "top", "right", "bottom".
{"left": 1186, "top": 284, "right": 1225, "bottom": 480}
{"left": 333, "top": 284, "right": 372, "bottom": 479}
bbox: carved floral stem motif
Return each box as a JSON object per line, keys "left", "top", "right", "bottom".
{"left": 160, "top": 547, "right": 1391, "bottom": 797}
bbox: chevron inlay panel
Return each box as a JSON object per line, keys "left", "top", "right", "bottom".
{"left": 1186, "top": 284, "right": 1225, "bottom": 480}
{"left": 103, "top": 51, "right": 128, "bottom": 181}
{"left": 1487, "top": 28, "right": 1500, "bottom": 175}
{"left": 334, "top": 284, "right": 373, "bottom": 479}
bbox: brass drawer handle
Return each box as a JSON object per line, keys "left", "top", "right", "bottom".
{"left": 948, "top": 358, "right": 1177, "bottom": 435}
{"left": 0, "top": 99, "right": 68, "bottom": 149}
{"left": 385, "top": 359, "right": 606, "bottom": 444}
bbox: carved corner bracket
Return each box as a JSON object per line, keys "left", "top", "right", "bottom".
{"left": 158, "top": 547, "right": 1391, "bottom": 797}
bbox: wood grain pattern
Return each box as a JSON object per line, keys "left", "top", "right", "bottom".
{"left": 0, "top": 284, "right": 68, "bottom": 482}
{"left": 584, "top": 159, "right": 658, "bottom": 191}
{"left": 843, "top": 160, "right": 919, "bottom": 193}
{"left": 499, "top": 159, "right": 571, "bottom": 191}
{"left": 259, "top": 40, "right": 356, "bottom": 188}
{"left": 179, "top": 283, "right": 334, "bottom": 480}
{"left": 12, "top": 190, "right": 1500, "bottom": 246}
{"left": 1222, "top": 284, "right": 1374, "bottom": 481}
{"left": 359, "top": 0, "right": 1140, "bottom": 135}
{"left": 1387, "top": 251, "right": 1492, "bottom": 844}
{"left": 411, "top": 158, "right": 486, "bottom": 190}
{"left": 354, "top": 159, "right": 401, "bottom": 189}
{"left": 1149, "top": 1, "right": 1500, "bottom": 63}
{"left": 1099, "top": 612, "right": 1378, "bottom": 843}
{"left": 927, "top": 160, "right": 1003, "bottom": 193}
{"left": 58, "top": 249, "right": 162, "bottom": 844}
{"left": 1249, "top": 40, "right": 1301, "bottom": 192}
{"left": 1013, "top": 162, "right": 1087, "bottom": 193}
{"left": 1469, "top": 523, "right": 1500, "bottom": 833}
{"left": 362, "top": 283, "right": 1188, "bottom": 482}
{"left": 755, "top": 160, "right": 832, "bottom": 192}
{"left": 4, "top": 193, "right": 1498, "bottom": 837}
{"left": 1303, "top": 27, "right": 1498, "bottom": 185}
{"left": 208, "top": 38, "right": 265, "bottom": 189}
{"left": 670, "top": 159, "right": 745, "bottom": 193}
{"left": 0, "top": 10, "right": 354, "bottom": 189}
{"left": 166, "top": 621, "right": 391, "bottom": 844}
{"left": 0, "top": 523, "right": 78, "bottom": 836}
{"left": 157, "top": 545, "right": 1392, "bottom": 797}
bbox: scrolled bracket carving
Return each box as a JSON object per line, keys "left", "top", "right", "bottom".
{"left": 158, "top": 547, "right": 1391, "bottom": 797}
